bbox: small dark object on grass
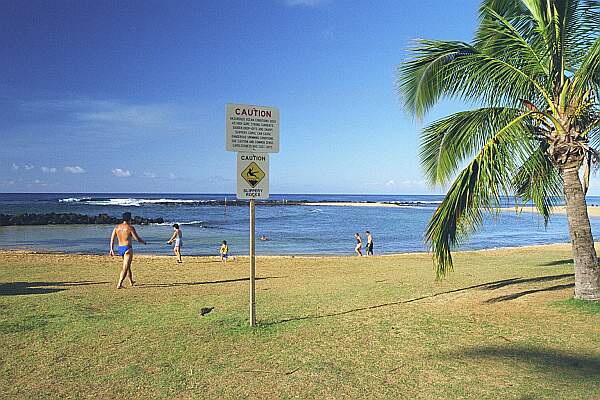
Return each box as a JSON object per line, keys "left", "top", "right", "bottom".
{"left": 199, "top": 307, "right": 214, "bottom": 316}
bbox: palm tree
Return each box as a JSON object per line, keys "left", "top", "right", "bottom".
{"left": 397, "top": 0, "right": 600, "bottom": 300}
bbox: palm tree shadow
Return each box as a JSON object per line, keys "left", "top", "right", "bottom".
{"left": 0, "top": 281, "right": 109, "bottom": 296}
{"left": 480, "top": 273, "right": 573, "bottom": 290}
{"left": 458, "top": 345, "right": 600, "bottom": 379}
{"left": 486, "top": 283, "right": 574, "bottom": 303}
{"left": 138, "top": 276, "right": 283, "bottom": 288}
{"left": 264, "top": 273, "right": 575, "bottom": 326}
{"left": 539, "top": 259, "right": 574, "bottom": 266}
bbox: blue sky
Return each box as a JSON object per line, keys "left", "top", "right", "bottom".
{"left": 1, "top": 0, "right": 492, "bottom": 194}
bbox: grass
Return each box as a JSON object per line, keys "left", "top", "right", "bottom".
{"left": 556, "top": 298, "right": 600, "bottom": 315}
{"left": 1, "top": 245, "right": 600, "bottom": 399}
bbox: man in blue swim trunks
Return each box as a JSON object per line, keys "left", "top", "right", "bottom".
{"left": 109, "top": 212, "right": 146, "bottom": 289}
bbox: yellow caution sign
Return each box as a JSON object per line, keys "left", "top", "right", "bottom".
{"left": 241, "top": 162, "right": 265, "bottom": 188}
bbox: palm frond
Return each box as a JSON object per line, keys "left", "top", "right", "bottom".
{"left": 476, "top": 6, "right": 549, "bottom": 77}
{"left": 588, "top": 126, "right": 600, "bottom": 148}
{"left": 562, "top": 0, "right": 600, "bottom": 68}
{"left": 573, "top": 36, "right": 600, "bottom": 95}
{"left": 426, "top": 112, "right": 536, "bottom": 278}
{"left": 397, "top": 39, "right": 554, "bottom": 118}
{"left": 421, "top": 107, "right": 523, "bottom": 185}
{"left": 397, "top": 40, "right": 476, "bottom": 119}
{"left": 512, "top": 145, "right": 563, "bottom": 223}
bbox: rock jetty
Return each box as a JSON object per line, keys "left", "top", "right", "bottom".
{"left": 0, "top": 213, "right": 164, "bottom": 226}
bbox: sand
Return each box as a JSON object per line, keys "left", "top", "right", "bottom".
{"left": 500, "top": 205, "right": 600, "bottom": 217}
{"left": 301, "top": 201, "right": 600, "bottom": 217}
{"left": 301, "top": 202, "right": 416, "bottom": 208}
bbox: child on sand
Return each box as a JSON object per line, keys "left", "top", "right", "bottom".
{"left": 220, "top": 240, "right": 230, "bottom": 262}
{"left": 166, "top": 223, "right": 183, "bottom": 263}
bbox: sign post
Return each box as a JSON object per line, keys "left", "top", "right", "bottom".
{"left": 226, "top": 103, "right": 279, "bottom": 327}
{"left": 249, "top": 199, "right": 256, "bottom": 325}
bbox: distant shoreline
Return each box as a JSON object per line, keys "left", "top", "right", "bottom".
{"left": 499, "top": 205, "right": 600, "bottom": 218}
{"left": 301, "top": 201, "right": 409, "bottom": 208}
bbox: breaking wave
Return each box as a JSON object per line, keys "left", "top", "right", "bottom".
{"left": 154, "top": 220, "right": 205, "bottom": 226}
{"left": 58, "top": 197, "right": 218, "bottom": 207}
{"left": 59, "top": 197, "right": 92, "bottom": 203}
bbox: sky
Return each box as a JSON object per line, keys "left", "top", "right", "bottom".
{"left": 0, "top": 0, "right": 509, "bottom": 194}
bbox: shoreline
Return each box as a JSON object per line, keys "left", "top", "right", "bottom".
{"left": 301, "top": 201, "right": 411, "bottom": 208}
{"left": 0, "top": 242, "right": 576, "bottom": 259}
{"left": 500, "top": 205, "right": 600, "bottom": 217}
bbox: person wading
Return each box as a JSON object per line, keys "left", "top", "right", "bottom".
{"left": 366, "top": 230, "right": 374, "bottom": 256}
{"left": 354, "top": 233, "right": 363, "bottom": 256}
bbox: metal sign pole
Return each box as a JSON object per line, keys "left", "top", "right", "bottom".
{"left": 249, "top": 199, "right": 256, "bottom": 326}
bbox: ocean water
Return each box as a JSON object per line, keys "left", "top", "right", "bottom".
{"left": 1, "top": 193, "right": 600, "bottom": 256}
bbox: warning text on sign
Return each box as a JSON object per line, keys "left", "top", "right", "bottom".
{"left": 226, "top": 104, "right": 279, "bottom": 153}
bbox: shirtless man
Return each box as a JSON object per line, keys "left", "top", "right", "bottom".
{"left": 366, "top": 230, "right": 374, "bottom": 256}
{"left": 109, "top": 212, "right": 146, "bottom": 289}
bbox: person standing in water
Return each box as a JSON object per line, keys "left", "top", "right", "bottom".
{"left": 166, "top": 223, "right": 183, "bottom": 263}
{"left": 366, "top": 230, "right": 374, "bottom": 256}
{"left": 354, "top": 233, "right": 363, "bottom": 256}
{"left": 109, "top": 212, "right": 146, "bottom": 289}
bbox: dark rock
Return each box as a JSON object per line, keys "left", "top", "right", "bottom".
{"left": 0, "top": 213, "right": 166, "bottom": 226}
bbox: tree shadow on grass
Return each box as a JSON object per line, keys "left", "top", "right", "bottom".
{"left": 480, "top": 273, "right": 573, "bottom": 290}
{"left": 0, "top": 281, "right": 109, "bottom": 296}
{"left": 459, "top": 345, "right": 600, "bottom": 379}
{"left": 264, "top": 273, "right": 576, "bottom": 326}
{"left": 138, "top": 276, "right": 284, "bottom": 288}
{"left": 539, "top": 259, "right": 574, "bottom": 266}
{"left": 486, "top": 283, "right": 574, "bottom": 303}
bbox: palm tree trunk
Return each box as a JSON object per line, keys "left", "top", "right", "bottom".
{"left": 562, "top": 167, "right": 600, "bottom": 300}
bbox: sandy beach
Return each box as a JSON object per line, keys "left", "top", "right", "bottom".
{"left": 301, "top": 201, "right": 422, "bottom": 208}
{"left": 500, "top": 205, "right": 600, "bottom": 218}
{"left": 301, "top": 202, "right": 600, "bottom": 217}
{"left": 301, "top": 201, "right": 600, "bottom": 220}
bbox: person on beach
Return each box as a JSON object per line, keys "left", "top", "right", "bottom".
{"left": 354, "top": 233, "right": 363, "bottom": 256}
{"left": 220, "top": 240, "right": 230, "bottom": 262}
{"left": 166, "top": 223, "right": 183, "bottom": 263}
{"left": 366, "top": 230, "right": 374, "bottom": 256}
{"left": 109, "top": 212, "right": 146, "bottom": 289}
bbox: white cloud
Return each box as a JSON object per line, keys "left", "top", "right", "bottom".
{"left": 0, "top": 179, "right": 15, "bottom": 186}
{"left": 112, "top": 168, "right": 131, "bottom": 177}
{"left": 285, "top": 0, "right": 332, "bottom": 6}
{"left": 12, "top": 163, "right": 34, "bottom": 171}
{"left": 32, "top": 179, "right": 48, "bottom": 186}
{"left": 385, "top": 180, "right": 395, "bottom": 187}
{"left": 41, "top": 166, "right": 57, "bottom": 173}
{"left": 21, "top": 98, "right": 180, "bottom": 130}
{"left": 141, "top": 172, "right": 157, "bottom": 179}
{"left": 168, "top": 172, "right": 176, "bottom": 179}
{"left": 64, "top": 166, "right": 86, "bottom": 174}
{"left": 75, "top": 103, "right": 175, "bottom": 127}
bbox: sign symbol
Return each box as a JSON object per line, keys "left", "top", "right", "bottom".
{"left": 241, "top": 162, "right": 266, "bottom": 188}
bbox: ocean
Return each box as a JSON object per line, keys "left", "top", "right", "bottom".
{"left": 1, "top": 193, "right": 600, "bottom": 256}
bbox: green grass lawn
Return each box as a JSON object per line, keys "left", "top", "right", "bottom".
{"left": 1, "top": 245, "right": 599, "bottom": 399}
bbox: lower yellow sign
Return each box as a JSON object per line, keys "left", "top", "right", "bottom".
{"left": 241, "top": 162, "right": 265, "bottom": 188}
